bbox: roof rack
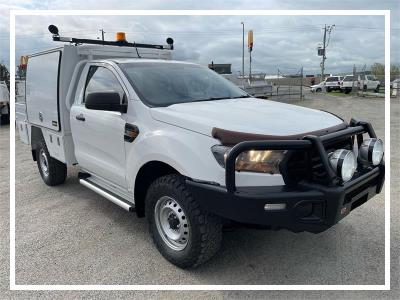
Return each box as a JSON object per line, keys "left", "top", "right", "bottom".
{"left": 48, "top": 24, "right": 174, "bottom": 50}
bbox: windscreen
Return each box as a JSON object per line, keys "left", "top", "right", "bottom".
{"left": 120, "top": 62, "right": 248, "bottom": 107}
{"left": 343, "top": 76, "right": 355, "bottom": 82}
{"left": 326, "top": 77, "right": 338, "bottom": 82}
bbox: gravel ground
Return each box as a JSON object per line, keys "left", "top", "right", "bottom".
{"left": 0, "top": 93, "right": 399, "bottom": 299}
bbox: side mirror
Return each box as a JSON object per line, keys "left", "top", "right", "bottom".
{"left": 85, "top": 92, "right": 127, "bottom": 113}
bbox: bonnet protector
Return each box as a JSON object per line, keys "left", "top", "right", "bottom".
{"left": 212, "top": 122, "right": 348, "bottom": 146}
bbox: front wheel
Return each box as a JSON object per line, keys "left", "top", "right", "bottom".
{"left": 36, "top": 140, "right": 67, "bottom": 186}
{"left": 374, "top": 85, "right": 380, "bottom": 93}
{"left": 145, "top": 174, "right": 222, "bottom": 268}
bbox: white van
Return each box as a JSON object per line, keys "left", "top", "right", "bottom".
{"left": 18, "top": 26, "right": 385, "bottom": 268}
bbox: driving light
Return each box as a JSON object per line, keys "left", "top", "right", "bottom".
{"left": 211, "top": 145, "right": 285, "bottom": 174}
{"left": 358, "top": 138, "right": 384, "bottom": 166}
{"left": 328, "top": 149, "right": 357, "bottom": 182}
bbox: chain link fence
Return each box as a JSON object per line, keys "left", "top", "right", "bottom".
{"left": 266, "top": 67, "right": 304, "bottom": 101}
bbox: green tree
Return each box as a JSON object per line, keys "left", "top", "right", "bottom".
{"left": 391, "top": 64, "right": 400, "bottom": 76}
{"left": 370, "top": 63, "right": 384, "bottom": 76}
{"left": 370, "top": 63, "right": 400, "bottom": 75}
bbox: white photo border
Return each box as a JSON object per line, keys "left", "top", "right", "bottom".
{"left": 9, "top": 9, "right": 391, "bottom": 291}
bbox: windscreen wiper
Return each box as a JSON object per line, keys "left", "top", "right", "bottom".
{"left": 194, "top": 97, "right": 231, "bottom": 102}
{"left": 231, "top": 95, "right": 252, "bottom": 99}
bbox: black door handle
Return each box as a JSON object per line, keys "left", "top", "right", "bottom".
{"left": 75, "top": 114, "right": 85, "bottom": 121}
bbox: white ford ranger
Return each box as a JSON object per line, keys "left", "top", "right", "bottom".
{"left": 18, "top": 27, "right": 385, "bottom": 268}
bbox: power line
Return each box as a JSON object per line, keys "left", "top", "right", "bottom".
{"left": 2, "top": 24, "right": 397, "bottom": 40}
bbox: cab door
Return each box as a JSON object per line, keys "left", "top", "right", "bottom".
{"left": 70, "top": 63, "right": 128, "bottom": 188}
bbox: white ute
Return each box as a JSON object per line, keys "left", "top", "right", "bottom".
{"left": 19, "top": 26, "right": 385, "bottom": 268}
{"left": 341, "top": 74, "right": 381, "bottom": 94}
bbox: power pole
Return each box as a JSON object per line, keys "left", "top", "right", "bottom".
{"left": 248, "top": 30, "right": 253, "bottom": 82}
{"left": 241, "top": 22, "right": 245, "bottom": 78}
{"left": 320, "top": 24, "right": 327, "bottom": 81}
{"left": 99, "top": 29, "right": 105, "bottom": 41}
{"left": 319, "top": 24, "right": 335, "bottom": 81}
{"left": 300, "top": 66, "right": 303, "bottom": 100}
{"left": 249, "top": 50, "right": 252, "bottom": 81}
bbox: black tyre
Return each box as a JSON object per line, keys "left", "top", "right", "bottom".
{"left": 316, "top": 88, "right": 322, "bottom": 93}
{"left": 344, "top": 89, "right": 351, "bottom": 94}
{"left": 145, "top": 174, "right": 222, "bottom": 268}
{"left": 0, "top": 113, "right": 9, "bottom": 125}
{"left": 363, "top": 85, "right": 367, "bottom": 92}
{"left": 374, "top": 85, "right": 380, "bottom": 93}
{"left": 0, "top": 104, "right": 10, "bottom": 125}
{"left": 36, "top": 140, "right": 67, "bottom": 186}
{"left": 326, "top": 87, "right": 331, "bottom": 92}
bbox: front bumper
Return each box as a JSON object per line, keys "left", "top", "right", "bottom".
{"left": 187, "top": 164, "right": 384, "bottom": 233}
{"left": 187, "top": 119, "right": 385, "bottom": 234}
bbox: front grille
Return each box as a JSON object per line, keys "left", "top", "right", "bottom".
{"left": 283, "top": 136, "right": 353, "bottom": 185}
{"left": 310, "top": 154, "right": 326, "bottom": 182}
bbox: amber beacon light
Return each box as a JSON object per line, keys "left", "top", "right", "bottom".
{"left": 116, "top": 32, "right": 126, "bottom": 42}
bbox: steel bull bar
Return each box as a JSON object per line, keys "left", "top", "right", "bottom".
{"left": 186, "top": 119, "right": 384, "bottom": 233}
{"left": 224, "top": 119, "right": 377, "bottom": 193}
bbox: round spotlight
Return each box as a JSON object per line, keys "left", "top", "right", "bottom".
{"left": 48, "top": 24, "right": 59, "bottom": 35}
{"left": 166, "top": 37, "right": 174, "bottom": 45}
{"left": 328, "top": 149, "right": 357, "bottom": 182}
{"left": 358, "top": 138, "right": 384, "bottom": 166}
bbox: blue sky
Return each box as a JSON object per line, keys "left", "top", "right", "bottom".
{"left": 1, "top": 0, "right": 399, "bottom": 75}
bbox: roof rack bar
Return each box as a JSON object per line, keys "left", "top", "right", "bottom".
{"left": 52, "top": 36, "right": 172, "bottom": 50}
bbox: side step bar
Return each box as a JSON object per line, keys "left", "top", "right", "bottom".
{"left": 79, "top": 179, "right": 135, "bottom": 212}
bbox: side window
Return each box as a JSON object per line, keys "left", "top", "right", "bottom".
{"left": 84, "top": 66, "right": 125, "bottom": 103}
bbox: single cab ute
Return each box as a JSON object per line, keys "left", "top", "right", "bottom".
{"left": 18, "top": 27, "right": 385, "bottom": 268}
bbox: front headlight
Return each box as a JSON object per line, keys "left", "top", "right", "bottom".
{"left": 211, "top": 145, "right": 286, "bottom": 174}
{"left": 328, "top": 149, "right": 357, "bottom": 182}
{"left": 358, "top": 138, "right": 384, "bottom": 166}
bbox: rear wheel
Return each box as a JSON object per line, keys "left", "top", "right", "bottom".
{"left": 326, "top": 87, "right": 331, "bottom": 92}
{"left": 146, "top": 174, "right": 222, "bottom": 268}
{"left": 374, "top": 85, "right": 380, "bottom": 93}
{"left": 0, "top": 104, "right": 10, "bottom": 125}
{"left": 36, "top": 140, "right": 67, "bottom": 186}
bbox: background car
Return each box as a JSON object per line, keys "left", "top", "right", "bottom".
{"left": 390, "top": 78, "right": 400, "bottom": 88}
{"left": 310, "top": 80, "right": 325, "bottom": 93}
{"left": 325, "top": 76, "right": 342, "bottom": 92}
